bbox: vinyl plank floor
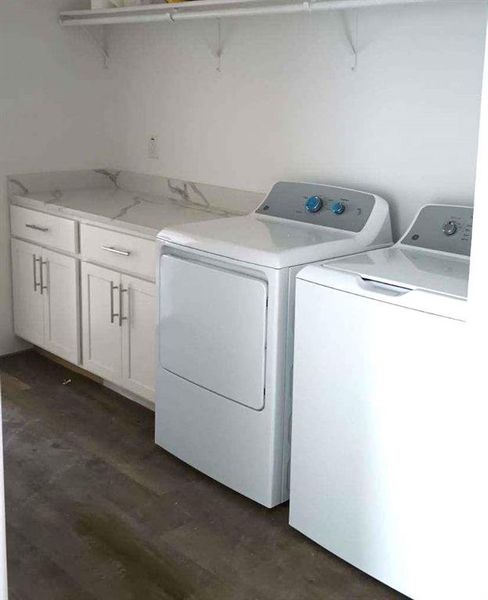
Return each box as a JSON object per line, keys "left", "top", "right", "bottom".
{"left": 0, "top": 350, "right": 407, "bottom": 600}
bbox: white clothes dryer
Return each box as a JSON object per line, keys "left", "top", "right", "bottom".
{"left": 290, "top": 204, "right": 478, "bottom": 599}
{"left": 156, "top": 182, "right": 392, "bottom": 508}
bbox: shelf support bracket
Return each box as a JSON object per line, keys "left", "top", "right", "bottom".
{"left": 214, "top": 19, "right": 223, "bottom": 73}
{"left": 82, "top": 25, "right": 109, "bottom": 69}
{"left": 342, "top": 10, "right": 359, "bottom": 72}
{"left": 203, "top": 18, "right": 224, "bottom": 72}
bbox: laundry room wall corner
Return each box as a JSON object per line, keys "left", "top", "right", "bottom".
{"left": 0, "top": 0, "right": 118, "bottom": 356}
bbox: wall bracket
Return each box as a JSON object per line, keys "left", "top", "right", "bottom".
{"left": 214, "top": 19, "right": 223, "bottom": 73}
{"left": 342, "top": 10, "right": 359, "bottom": 71}
{"left": 204, "top": 19, "right": 224, "bottom": 72}
{"left": 81, "top": 25, "right": 109, "bottom": 69}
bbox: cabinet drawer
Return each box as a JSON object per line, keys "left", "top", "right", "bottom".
{"left": 81, "top": 224, "right": 156, "bottom": 280}
{"left": 11, "top": 205, "right": 78, "bottom": 253}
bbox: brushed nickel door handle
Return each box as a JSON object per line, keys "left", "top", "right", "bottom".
{"left": 119, "top": 287, "right": 128, "bottom": 327}
{"left": 32, "top": 255, "right": 41, "bottom": 292}
{"left": 40, "top": 259, "right": 48, "bottom": 295}
{"left": 110, "top": 281, "right": 119, "bottom": 324}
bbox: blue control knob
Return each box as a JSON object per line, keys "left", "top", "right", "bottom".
{"left": 331, "top": 201, "right": 346, "bottom": 215}
{"left": 442, "top": 221, "right": 457, "bottom": 236}
{"left": 305, "top": 196, "right": 323, "bottom": 214}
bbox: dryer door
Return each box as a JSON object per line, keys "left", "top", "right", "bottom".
{"left": 159, "top": 254, "right": 268, "bottom": 410}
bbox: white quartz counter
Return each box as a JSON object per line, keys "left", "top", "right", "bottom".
{"left": 8, "top": 170, "right": 265, "bottom": 239}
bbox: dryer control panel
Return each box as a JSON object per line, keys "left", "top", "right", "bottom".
{"left": 401, "top": 205, "right": 473, "bottom": 257}
{"left": 255, "top": 182, "right": 376, "bottom": 233}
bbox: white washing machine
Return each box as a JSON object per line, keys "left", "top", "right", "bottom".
{"left": 290, "top": 204, "right": 481, "bottom": 599}
{"left": 155, "top": 182, "right": 392, "bottom": 508}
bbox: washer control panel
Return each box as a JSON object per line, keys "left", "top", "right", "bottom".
{"left": 401, "top": 205, "right": 473, "bottom": 256}
{"left": 255, "top": 182, "right": 376, "bottom": 232}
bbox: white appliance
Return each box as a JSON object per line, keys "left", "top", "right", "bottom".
{"left": 155, "top": 182, "right": 392, "bottom": 508}
{"left": 290, "top": 204, "right": 478, "bottom": 599}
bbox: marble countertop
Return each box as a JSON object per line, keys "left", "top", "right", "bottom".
{"left": 10, "top": 187, "right": 244, "bottom": 239}
{"left": 8, "top": 170, "right": 265, "bottom": 240}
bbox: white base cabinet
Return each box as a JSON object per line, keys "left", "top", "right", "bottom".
{"left": 11, "top": 238, "right": 80, "bottom": 364}
{"left": 43, "top": 247, "right": 81, "bottom": 364}
{"left": 82, "top": 262, "right": 155, "bottom": 402}
{"left": 81, "top": 262, "right": 123, "bottom": 383}
{"left": 122, "top": 274, "right": 156, "bottom": 401}
{"left": 10, "top": 206, "right": 156, "bottom": 406}
{"left": 11, "top": 239, "right": 44, "bottom": 348}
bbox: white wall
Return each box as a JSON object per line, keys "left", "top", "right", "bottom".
{"left": 1, "top": 2, "right": 485, "bottom": 356}
{"left": 470, "top": 10, "right": 488, "bottom": 329}
{"left": 107, "top": 3, "right": 486, "bottom": 237}
{"left": 0, "top": 0, "right": 114, "bottom": 355}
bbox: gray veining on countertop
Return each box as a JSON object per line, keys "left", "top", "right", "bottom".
{"left": 7, "top": 170, "right": 266, "bottom": 238}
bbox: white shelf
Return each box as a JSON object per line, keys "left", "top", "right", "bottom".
{"left": 59, "top": 0, "right": 470, "bottom": 26}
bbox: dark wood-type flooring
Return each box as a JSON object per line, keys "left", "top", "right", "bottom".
{"left": 0, "top": 350, "right": 406, "bottom": 600}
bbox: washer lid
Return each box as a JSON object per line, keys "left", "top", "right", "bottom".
{"left": 297, "top": 203, "right": 471, "bottom": 320}
{"left": 300, "top": 247, "right": 470, "bottom": 299}
{"left": 157, "top": 213, "right": 375, "bottom": 268}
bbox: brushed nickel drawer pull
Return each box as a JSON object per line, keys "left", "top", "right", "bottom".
{"left": 102, "top": 246, "right": 131, "bottom": 257}
{"left": 26, "top": 224, "right": 49, "bottom": 232}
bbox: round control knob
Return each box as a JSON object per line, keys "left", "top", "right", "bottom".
{"left": 331, "top": 201, "right": 346, "bottom": 215}
{"left": 442, "top": 221, "right": 458, "bottom": 236}
{"left": 305, "top": 196, "right": 323, "bottom": 214}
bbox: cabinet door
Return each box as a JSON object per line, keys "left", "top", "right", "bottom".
{"left": 11, "top": 238, "right": 44, "bottom": 347}
{"left": 121, "top": 274, "right": 156, "bottom": 401}
{"left": 42, "top": 249, "right": 80, "bottom": 365}
{"left": 81, "top": 262, "right": 122, "bottom": 383}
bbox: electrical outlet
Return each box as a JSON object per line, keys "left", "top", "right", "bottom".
{"left": 148, "top": 135, "right": 159, "bottom": 160}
